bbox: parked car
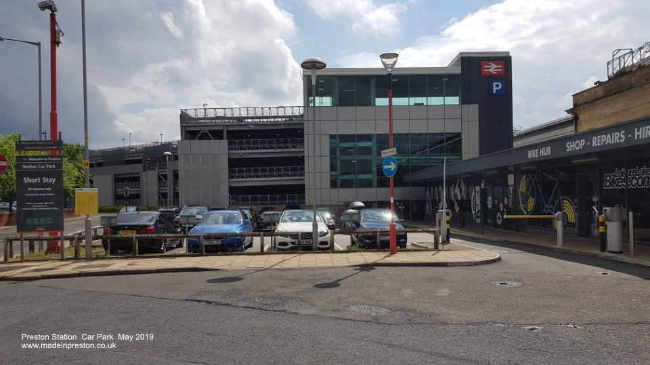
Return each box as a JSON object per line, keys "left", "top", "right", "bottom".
{"left": 103, "top": 211, "right": 177, "bottom": 254}
{"left": 187, "top": 210, "right": 254, "bottom": 253}
{"left": 259, "top": 210, "right": 281, "bottom": 230}
{"left": 347, "top": 208, "right": 407, "bottom": 249}
{"left": 317, "top": 209, "right": 336, "bottom": 230}
{"left": 158, "top": 208, "right": 182, "bottom": 247}
{"left": 339, "top": 209, "right": 361, "bottom": 230}
{"left": 239, "top": 208, "right": 255, "bottom": 230}
{"left": 175, "top": 206, "right": 208, "bottom": 230}
{"left": 274, "top": 209, "right": 331, "bottom": 250}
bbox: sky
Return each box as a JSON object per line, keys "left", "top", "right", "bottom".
{"left": 0, "top": 0, "right": 648, "bottom": 148}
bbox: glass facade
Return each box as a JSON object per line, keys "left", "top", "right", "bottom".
{"left": 308, "top": 75, "right": 460, "bottom": 107}
{"left": 329, "top": 133, "right": 462, "bottom": 188}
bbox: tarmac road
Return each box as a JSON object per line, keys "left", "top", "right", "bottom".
{"left": 1, "top": 237, "right": 649, "bottom": 364}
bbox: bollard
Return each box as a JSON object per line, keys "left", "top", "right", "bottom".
{"left": 107, "top": 236, "right": 111, "bottom": 256}
{"left": 376, "top": 230, "right": 381, "bottom": 249}
{"left": 434, "top": 230, "right": 439, "bottom": 250}
{"left": 74, "top": 235, "right": 80, "bottom": 258}
{"left": 132, "top": 236, "right": 138, "bottom": 257}
{"left": 260, "top": 231, "right": 265, "bottom": 253}
{"left": 60, "top": 233, "right": 65, "bottom": 260}
{"left": 446, "top": 215, "right": 451, "bottom": 243}
{"left": 20, "top": 233, "right": 24, "bottom": 262}
{"left": 4, "top": 239, "right": 8, "bottom": 263}
{"left": 200, "top": 235, "right": 206, "bottom": 255}
{"left": 329, "top": 230, "right": 335, "bottom": 252}
{"left": 598, "top": 214, "right": 606, "bottom": 252}
{"left": 554, "top": 212, "right": 564, "bottom": 247}
{"left": 629, "top": 211, "right": 634, "bottom": 257}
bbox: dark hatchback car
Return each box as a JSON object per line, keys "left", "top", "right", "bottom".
{"left": 345, "top": 208, "right": 407, "bottom": 249}
{"left": 103, "top": 211, "right": 177, "bottom": 254}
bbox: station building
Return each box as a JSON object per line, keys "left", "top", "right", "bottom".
{"left": 408, "top": 42, "right": 650, "bottom": 238}
{"left": 90, "top": 51, "right": 514, "bottom": 220}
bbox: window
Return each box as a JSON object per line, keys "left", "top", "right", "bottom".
{"left": 409, "top": 76, "right": 427, "bottom": 106}
{"left": 338, "top": 76, "right": 356, "bottom": 106}
{"left": 329, "top": 133, "right": 462, "bottom": 188}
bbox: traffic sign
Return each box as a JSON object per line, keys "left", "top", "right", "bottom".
{"left": 381, "top": 147, "right": 397, "bottom": 158}
{"left": 382, "top": 156, "right": 398, "bottom": 178}
{"left": 75, "top": 188, "right": 98, "bottom": 215}
{"left": 0, "top": 155, "right": 7, "bottom": 175}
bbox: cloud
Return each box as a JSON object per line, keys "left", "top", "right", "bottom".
{"left": 337, "top": 0, "right": 649, "bottom": 128}
{"left": 0, "top": 0, "right": 302, "bottom": 147}
{"left": 307, "top": 0, "right": 407, "bottom": 37}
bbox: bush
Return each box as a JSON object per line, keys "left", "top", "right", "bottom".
{"left": 99, "top": 206, "right": 122, "bottom": 213}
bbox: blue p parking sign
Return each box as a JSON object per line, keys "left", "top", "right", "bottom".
{"left": 489, "top": 80, "right": 505, "bottom": 95}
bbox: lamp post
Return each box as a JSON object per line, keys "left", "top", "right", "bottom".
{"left": 380, "top": 52, "right": 398, "bottom": 254}
{"left": 0, "top": 36, "right": 42, "bottom": 140}
{"left": 163, "top": 151, "right": 173, "bottom": 207}
{"left": 301, "top": 57, "right": 326, "bottom": 250}
{"left": 38, "top": 0, "right": 62, "bottom": 147}
{"left": 441, "top": 77, "right": 447, "bottom": 242}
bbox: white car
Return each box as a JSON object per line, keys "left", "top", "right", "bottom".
{"left": 275, "top": 209, "right": 331, "bottom": 250}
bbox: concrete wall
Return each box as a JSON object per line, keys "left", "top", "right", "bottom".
{"left": 572, "top": 66, "right": 650, "bottom": 132}
{"left": 93, "top": 174, "right": 114, "bottom": 206}
{"left": 141, "top": 170, "right": 159, "bottom": 207}
{"left": 304, "top": 104, "right": 478, "bottom": 206}
{"left": 179, "top": 140, "right": 229, "bottom": 208}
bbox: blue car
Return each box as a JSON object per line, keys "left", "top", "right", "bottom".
{"left": 188, "top": 210, "right": 253, "bottom": 253}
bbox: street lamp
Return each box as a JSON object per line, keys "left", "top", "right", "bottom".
{"left": 301, "top": 57, "right": 326, "bottom": 250}
{"left": 163, "top": 151, "right": 173, "bottom": 207}
{"left": 0, "top": 35, "right": 42, "bottom": 140}
{"left": 380, "top": 52, "right": 398, "bottom": 254}
{"left": 38, "top": 0, "right": 63, "bottom": 146}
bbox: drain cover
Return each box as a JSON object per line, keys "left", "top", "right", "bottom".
{"left": 600, "top": 272, "right": 609, "bottom": 276}
{"left": 492, "top": 280, "right": 522, "bottom": 288}
{"left": 347, "top": 304, "right": 390, "bottom": 316}
{"left": 523, "top": 326, "right": 542, "bottom": 332}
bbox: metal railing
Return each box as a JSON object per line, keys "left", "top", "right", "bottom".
{"left": 229, "top": 166, "right": 304, "bottom": 179}
{"left": 2, "top": 226, "right": 104, "bottom": 262}
{"left": 228, "top": 138, "right": 304, "bottom": 151}
{"left": 229, "top": 193, "right": 305, "bottom": 206}
{"left": 2, "top": 228, "right": 441, "bottom": 262}
{"left": 180, "top": 106, "right": 304, "bottom": 123}
{"left": 607, "top": 42, "right": 650, "bottom": 79}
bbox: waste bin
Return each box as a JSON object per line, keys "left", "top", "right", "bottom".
{"left": 604, "top": 207, "right": 625, "bottom": 253}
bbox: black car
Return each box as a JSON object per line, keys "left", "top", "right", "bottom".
{"left": 103, "top": 211, "right": 177, "bottom": 254}
{"left": 345, "top": 208, "right": 407, "bottom": 249}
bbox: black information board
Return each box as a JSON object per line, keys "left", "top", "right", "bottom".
{"left": 16, "top": 155, "right": 64, "bottom": 232}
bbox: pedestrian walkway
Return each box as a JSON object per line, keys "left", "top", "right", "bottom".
{"left": 436, "top": 223, "right": 650, "bottom": 268}
{"left": 0, "top": 243, "right": 499, "bottom": 281}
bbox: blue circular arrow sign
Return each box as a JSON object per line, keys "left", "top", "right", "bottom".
{"left": 382, "top": 156, "right": 398, "bottom": 177}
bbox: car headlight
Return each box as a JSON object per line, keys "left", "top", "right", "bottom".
{"left": 319, "top": 230, "right": 328, "bottom": 237}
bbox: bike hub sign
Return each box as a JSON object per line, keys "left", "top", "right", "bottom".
{"left": 15, "top": 141, "right": 64, "bottom": 232}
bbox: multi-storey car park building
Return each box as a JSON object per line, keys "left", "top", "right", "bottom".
{"left": 89, "top": 51, "right": 513, "bottom": 219}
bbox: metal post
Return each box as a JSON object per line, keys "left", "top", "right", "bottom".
{"left": 74, "top": 235, "right": 79, "bottom": 258}
{"left": 81, "top": 0, "right": 93, "bottom": 259}
{"left": 446, "top": 214, "right": 451, "bottom": 243}
{"left": 200, "top": 235, "right": 206, "bottom": 255}
{"left": 434, "top": 230, "right": 439, "bottom": 250}
{"left": 84, "top": 217, "right": 92, "bottom": 259}
{"left": 59, "top": 233, "right": 65, "bottom": 260}
{"left": 376, "top": 230, "right": 381, "bottom": 249}
{"left": 20, "top": 233, "right": 24, "bottom": 262}
{"left": 132, "top": 236, "right": 137, "bottom": 257}
{"left": 4, "top": 239, "right": 8, "bottom": 263}
{"left": 388, "top": 73, "right": 397, "bottom": 254}
{"left": 49, "top": 11, "right": 58, "bottom": 146}
{"left": 166, "top": 154, "right": 171, "bottom": 207}
{"left": 311, "top": 74, "right": 318, "bottom": 251}
{"left": 629, "top": 211, "right": 634, "bottom": 257}
{"left": 599, "top": 214, "right": 606, "bottom": 252}
{"left": 329, "top": 229, "right": 334, "bottom": 252}
{"left": 555, "top": 212, "right": 564, "bottom": 247}
{"left": 260, "top": 231, "right": 264, "bottom": 253}
{"left": 37, "top": 42, "right": 42, "bottom": 140}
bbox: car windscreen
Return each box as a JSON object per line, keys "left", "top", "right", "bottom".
{"left": 116, "top": 212, "right": 158, "bottom": 225}
{"left": 203, "top": 212, "right": 242, "bottom": 225}
{"left": 280, "top": 210, "right": 323, "bottom": 223}
{"left": 180, "top": 207, "right": 206, "bottom": 216}
{"left": 360, "top": 210, "right": 396, "bottom": 224}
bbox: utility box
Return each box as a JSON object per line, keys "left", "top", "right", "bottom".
{"left": 604, "top": 206, "right": 625, "bottom": 253}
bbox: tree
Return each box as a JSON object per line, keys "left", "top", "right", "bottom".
{"left": 0, "top": 133, "right": 20, "bottom": 210}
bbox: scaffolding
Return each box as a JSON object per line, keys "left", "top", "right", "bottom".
{"left": 607, "top": 42, "right": 650, "bottom": 79}
{"left": 180, "top": 106, "right": 304, "bottom": 124}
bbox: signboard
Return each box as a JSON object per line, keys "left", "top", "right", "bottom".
{"left": 603, "top": 166, "right": 650, "bottom": 190}
{"left": 489, "top": 80, "right": 505, "bottom": 95}
{"left": 409, "top": 118, "right": 650, "bottom": 181}
{"left": 15, "top": 155, "right": 64, "bottom": 232}
{"left": 16, "top": 140, "right": 63, "bottom": 151}
{"left": 75, "top": 188, "right": 98, "bottom": 215}
{"left": 381, "top": 147, "right": 397, "bottom": 158}
{"left": 0, "top": 154, "right": 7, "bottom": 175}
{"left": 382, "top": 156, "right": 398, "bottom": 178}
{"left": 481, "top": 61, "right": 505, "bottom": 76}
